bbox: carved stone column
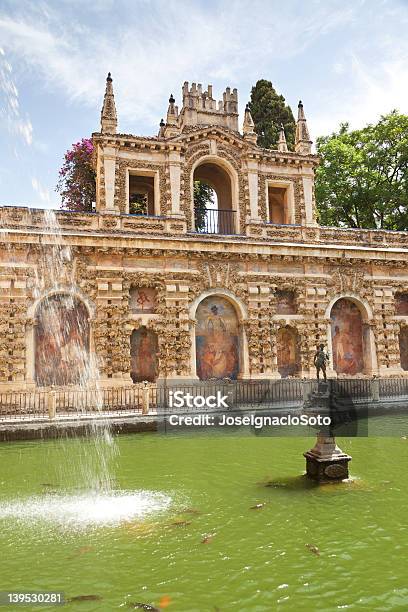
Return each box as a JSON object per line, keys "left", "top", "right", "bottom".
{"left": 168, "top": 150, "right": 185, "bottom": 218}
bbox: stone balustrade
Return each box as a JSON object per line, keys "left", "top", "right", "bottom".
{"left": 2, "top": 206, "right": 408, "bottom": 249}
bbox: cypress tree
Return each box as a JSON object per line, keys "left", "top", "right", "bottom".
{"left": 248, "top": 80, "right": 296, "bottom": 150}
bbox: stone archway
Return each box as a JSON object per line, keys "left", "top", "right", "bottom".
{"left": 130, "top": 327, "right": 158, "bottom": 382}
{"left": 277, "top": 326, "right": 300, "bottom": 378}
{"left": 330, "top": 298, "right": 365, "bottom": 375}
{"left": 191, "top": 155, "right": 239, "bottom": 234}
{"left": 34, "top": 293, "right": 90, "bottom": 386}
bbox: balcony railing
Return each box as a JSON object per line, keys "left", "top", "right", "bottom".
{"left": 195, "top": 208, "right": 236, "bottom": 235}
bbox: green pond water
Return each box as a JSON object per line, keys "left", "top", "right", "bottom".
{"left": 0, "top": 415, "right": 407, "bottom": 612}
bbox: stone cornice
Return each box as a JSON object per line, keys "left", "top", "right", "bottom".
{"left": 1, "top": 207, "right": 408, "bottom": 259}
{"left": 92, "top": 127, "right": 319, "bottom": 166}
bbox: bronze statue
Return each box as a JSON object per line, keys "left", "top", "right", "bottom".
{"left": 314, "top": 344, "right": 330, "bottom": 381}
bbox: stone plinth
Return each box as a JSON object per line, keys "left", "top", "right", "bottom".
{"left": 304, "top": 432, "right": 352, "bottom": 483}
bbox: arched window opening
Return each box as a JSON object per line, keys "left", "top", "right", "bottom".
{"left": 35, "top": 294, "right": 90, "bottom": 387}
{"left": 330, "top": 298, "right": 364, "bottom": 375}
{"left": 130, "top": 327, "right": 158, "bottom": 382}
{"left": 195, "top": 296, "right": 239, "bottom": 380}
{"left": 193, "top": 162, "right": 235, "bottom": 235}
{"left": 277, "top": 326, "right": 299, "bottom": 378}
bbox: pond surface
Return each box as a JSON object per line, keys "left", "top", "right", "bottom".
{"left": 0, "top": 416, "right": 407, "bottom": 611}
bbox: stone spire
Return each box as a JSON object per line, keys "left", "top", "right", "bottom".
{"left": 164, "top": 93, "right": 181, "bottom": 137}
{"left": 166, "top": 93, "right": 178, "bottom": 125}
{"left": 242, "top": 104, "right": 257, "bottom": 144}
{"left": 277, "top": 123, "right": 288, "bottom": 152}
{"left": 295, "top": 100, "right": 312, "bottom": 154}
{"left": 100, "top": 72, "right": 117, "bottom": 134}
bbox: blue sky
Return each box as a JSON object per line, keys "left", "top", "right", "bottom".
{"left": 0, "top": 0, "right": 408, "bottom": 208}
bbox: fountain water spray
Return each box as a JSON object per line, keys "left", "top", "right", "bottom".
{"left": 30, "top": 209, "right": 119, "bottom": 492}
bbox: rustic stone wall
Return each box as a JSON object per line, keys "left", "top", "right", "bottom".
{"left": 1, "top": 237, "right": 408, "bottom": 390}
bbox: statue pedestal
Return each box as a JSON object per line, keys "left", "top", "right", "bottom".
{"left": 304, "top": 432, "right": 352, "bottom": 483}
{"left": 302, "top": 382, "right": 352, "bottom": 483}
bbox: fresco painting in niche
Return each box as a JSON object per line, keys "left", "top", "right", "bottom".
{"left": 35, "top": 294, "right": 89, "bottom": 386}
{"left": 130, "top": 327, "right": 158, "bottom": 382}
{"left": 399, "top": 328, "right": 408, "bottom": 370}
{"left": 277, "top": 327, "right": 299, "bottom": 377}
{"left": 331, "top": 299, "right": 364, "bottom": 375}
{"left": 130, "top": 287, "right": 156, "bottom": 313}
{"left": 276, "top": 290, "right": 296, "bottom": 314}
{"left": 395, "top": 294, "right": 408, "bottom": 316}
{"left": 196, "top": 296, "right": 239, "bottom": 380}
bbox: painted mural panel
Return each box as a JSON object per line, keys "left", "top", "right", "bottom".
{"left": 277, "top": 327, "right": 299, "bottom": 377}
{"left": 399, "top": 328, "right": 408, "bottom": 371}
{"left": 196, "top": 297, "right": 239, "bottom": 380}
{"left": 276, "top": 290, "right": 297, "bottom": 314}
{"left": 395, "top": 293, "right": 408, "bottom": 316}
{"left": 130, "top": 287, "right": 156, "bottom": 313}
{"left": 35, "top": 294, "right": 89, "bottom": 386}
{"left": 130, "top": 328, "right": 158, "bottom": 382}
{"left": 331, "top": 299, "right": 364, "bottom": 375}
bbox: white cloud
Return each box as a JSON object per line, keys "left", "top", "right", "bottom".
{"left": 0, "top": 0, "right": 407, "bottom": 145}
{"left": 0, "top": 1, "right": 356, "bottom": 134}
{"left": 311, "top": 46, "right": 408, "bottom": 139}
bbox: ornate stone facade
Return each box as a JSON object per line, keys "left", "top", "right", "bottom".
{"left": 1, "top": 76, "right": 408, "bottom": 390}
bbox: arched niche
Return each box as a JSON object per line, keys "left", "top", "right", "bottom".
{"left": 277, "top": 326, "right": 300, "bottom": 378}
{"left": 399, "top": 327, "right": 408, "bottom": 371}
{"left": 330, "top": 298, "right": 365, "bottom": 375}
{"left": 195, "top": 295, "right": 240, "bottom": 380}
{"left": 130, "top": 327, "right": 158, "bottom": 382}
{"left": 34, "top": 293, "right": 90, "bottom": 386}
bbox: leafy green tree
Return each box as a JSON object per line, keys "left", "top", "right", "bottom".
{"left": 315, "top": 112, "right": 408, "bottom": 230}
{"left": 194, "top": 180, "right": 214, "bottom": 230}
{"left": 56, "top": 138, "right": 95, "bottom": 212}
{"left": 248, "top": 79, "right": 296, "bottom": 150}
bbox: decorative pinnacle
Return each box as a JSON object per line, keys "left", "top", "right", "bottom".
{"left": 100, "top": 71, "right": 117, "bottom": 133}
{"left": 169, "top": 93, "right": 175, "bottom": 104}
{"left": 277, "top": 123, "right": 288, "bottom": 152}
{"left": 295, "top": 99, "right": 312, "bottom": 154}
{"left": 160, "top": 118, "right": 165, "bottom": 127}
{"left": 242, "top": 103, "right": 256, "bottom": 142}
